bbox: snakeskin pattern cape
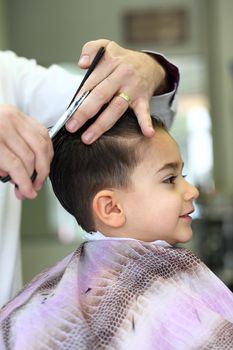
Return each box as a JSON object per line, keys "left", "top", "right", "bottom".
{"left": 0, "top": 237, "right": 233, "bottom": 350}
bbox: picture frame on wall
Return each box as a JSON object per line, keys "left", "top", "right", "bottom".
{"left": 123, "top": 7, "right": 189, "bottom": 45}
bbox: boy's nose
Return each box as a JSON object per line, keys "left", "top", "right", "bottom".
{"left": 183, "top": 181, "right": 199, "bottom": 201}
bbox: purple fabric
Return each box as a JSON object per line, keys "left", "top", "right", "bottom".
{"left": 1, "top": 239, "right": 233, "bottom": 349}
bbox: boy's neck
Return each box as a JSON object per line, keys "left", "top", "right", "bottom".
{"left": 94, "top": 223, "right": 126, "bottom": 239}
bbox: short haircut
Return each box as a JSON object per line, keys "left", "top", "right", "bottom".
{"left": 49, "top": 108, "right": 166, "bottom": 232}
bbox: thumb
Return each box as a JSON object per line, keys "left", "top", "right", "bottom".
{"left": 78, "top": 39, "right": 110, "bottom": 68}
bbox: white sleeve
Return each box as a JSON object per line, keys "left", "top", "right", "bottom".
{"left": 144, "top": 51, "right": 180, "bottom": 129}
{"left": 150, "top": 90, "right": 178, "bottom": 129}
{"left": 0, "top": 51, "right": 82, "bottom": 127}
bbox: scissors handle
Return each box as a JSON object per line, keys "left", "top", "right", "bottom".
{"left": 67, "top": 46, "right": 105, "bottom": 108}
{"left": 0, "top": 170, "right": 37, "bottom": 184}
{"left": 0, "top": 175, "right": 11, "bottom": 183}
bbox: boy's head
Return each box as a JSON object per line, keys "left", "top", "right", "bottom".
{"left": 50, "top": 108, "right": 199, "bottom": 244}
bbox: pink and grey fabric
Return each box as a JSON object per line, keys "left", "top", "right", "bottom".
{"left": 0, "top": 239, "right": 233, "bottom": 349}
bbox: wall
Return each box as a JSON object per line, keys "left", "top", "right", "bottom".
{"left": 6, "top": 0, "right": 204, "bottom": 65}
{"left": 205, "top": 0, "right": 233, "bottom": 194}
{"left": 0, "top": 0, "right": 8, "bottom": 49}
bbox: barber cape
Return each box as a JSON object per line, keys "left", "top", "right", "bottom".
{"left": 1, "top": 233, "right": 233, "bottom": 350}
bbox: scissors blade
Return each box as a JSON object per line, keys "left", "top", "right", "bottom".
{"left": 48, "top": 90, "right": 90, "bottom": 139}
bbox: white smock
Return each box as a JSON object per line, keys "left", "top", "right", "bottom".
{"left": 0, "top": 51, "right": 81, "bottom": 307}
{"left": 0, "top": 50, "right": 177, "bottom": 307}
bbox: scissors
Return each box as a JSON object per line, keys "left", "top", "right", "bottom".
{"left": 0, "top": 46, "right": 105, "bottom": 184}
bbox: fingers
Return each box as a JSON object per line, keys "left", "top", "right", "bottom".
{"left": 0, "top": 105, "right": 53, "bottom": 199}
{"left": 81, "top": 94, "right": 130, "bottom": 143}
{"left": 5, "top": 132, "right": 36, "bottom": 178}
{"left": 67, "top": 69, "right": 123, "bottom": 135}
{"left": 66, "top": 49, "right": 137, "bottom": 135}
{"left": 0, "top": 144, "right": 37, "bottom": 199}
{"left": 132, "top": 98, "right": 155, "bottom": 137}
{"left": 80, "top": 96, "right": 155, "bottom": 144}
{"left": 20, "top": 120, "right": 53, "bottom": 189}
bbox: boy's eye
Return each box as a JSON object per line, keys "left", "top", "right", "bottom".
{"left": 163, "top": 175, "right": 177, "bottom": 184}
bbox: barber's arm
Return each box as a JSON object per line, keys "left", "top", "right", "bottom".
{"left": 0, "top": 40, "right": 179, "bottom": 200}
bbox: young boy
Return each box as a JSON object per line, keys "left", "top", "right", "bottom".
{"left": 1, "top": 109, "right": 233, "bottom": 349}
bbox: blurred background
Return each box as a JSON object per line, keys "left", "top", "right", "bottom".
{"left": 0, "top": 0, "right": 233, "bottom": 288}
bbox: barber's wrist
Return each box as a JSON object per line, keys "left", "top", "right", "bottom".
{"left": 154, "top": 65, "right": 170, "bottom": 95}
{"left": 143, "top": 51, "right": 180, "bottom": 96}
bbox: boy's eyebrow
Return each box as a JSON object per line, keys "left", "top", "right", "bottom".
{"left": 157, "top": 161, "right": 184, "bottom": 173}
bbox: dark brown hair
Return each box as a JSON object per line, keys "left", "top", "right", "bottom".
{"left": 49, "top": 108, "right": 166, "bottom": 232}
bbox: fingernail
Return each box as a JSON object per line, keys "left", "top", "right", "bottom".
{"left": 34, "top": 182, "right": 43, "bottom": 191}
{"left": 82, "top": 131, "right": 94, "bottom": 143}
{"left": 31, "top": 190, "right": 37, "bottom": 198}
{"left": 28, "top": 188, "right": 37, "bottom": 198}
{"left": 15, "top": 191, "right": 24, "bottom": 201}
{"left": 78, "top": 55, "right": 90, "bottom": 66}
{"left": 149, "top": 126, "right": 155, "bottom": 133}
{"left": 143, "top": 126, "right": 155, "bottom": 138}
{"left": 67, "top": 120, "right": 78, "bottom": 132}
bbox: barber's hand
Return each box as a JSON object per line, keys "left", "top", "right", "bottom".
{"left": 66, "top": 39, "right": 166, "bottom": 143}
{"left": 0, "top": 105, "right": 53, "bottom": 200}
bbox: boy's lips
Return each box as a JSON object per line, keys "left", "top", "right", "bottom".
{"left": 179, "top": 209, "right": 194, "bottom": 219}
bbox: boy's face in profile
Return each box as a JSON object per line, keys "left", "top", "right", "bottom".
{"left": 119, "top": 129, "right": 199, "bottom": 244}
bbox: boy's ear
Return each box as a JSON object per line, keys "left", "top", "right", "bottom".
{"left": 92, "top": 190, "right": 126, "bottom": 228}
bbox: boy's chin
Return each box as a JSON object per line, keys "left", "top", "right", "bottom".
{"left": 177, "top": 230, "right": 193, "bottom": 245}
{"left": 168, "top": 229, "right": 193, "bottom": 245}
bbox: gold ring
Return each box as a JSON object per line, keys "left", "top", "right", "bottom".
{"left": 117, "top": 92, "right": 131, "bottom": 104}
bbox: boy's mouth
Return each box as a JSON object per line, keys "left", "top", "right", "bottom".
{"left": 179, "top": 209, "right": 194, "bottom": 219}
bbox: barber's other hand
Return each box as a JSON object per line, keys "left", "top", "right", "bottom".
{"left": 0, "top": 105, "right": 53, "bottom": 200}
{"left": 66, "top": 39, "right": 166, "bottom": 143}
